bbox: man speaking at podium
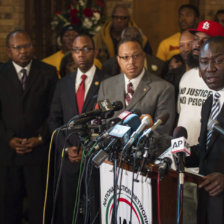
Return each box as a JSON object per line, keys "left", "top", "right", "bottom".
{"left": 186, "top": 36, "right": 224, "bottom": 224}
{"left": 97, "top": 37, "right": 175, "bottom": 135}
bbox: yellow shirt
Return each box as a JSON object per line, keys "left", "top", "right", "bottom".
{"left": 42, "top": 50, "right": 102, "bottom": 78}
{"left": 156, "top": 32, "right": 181, "bottom": 61}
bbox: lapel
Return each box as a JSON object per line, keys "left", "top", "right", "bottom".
{"left": 200, "top": 95, "right": 212, "bottom": 157}
{"left": 207, "top": 102, "right": 224, "bottom": 153}
{"left": 67, "top": 71, "right": 79, "bottom": 115}
{"left": 23, "top": 60, "right": 40, "bottom": 97}
{"left": 82, "top": 69, "right": 101, "bottom": 112}
{"left": 5, "top": 61, "right": 24, "bottom": 94}
{"left": 126, "top": 71, "right": 152, "bottom": 111}
{"left": 113, "top": 74, "right": 126, "bottom": 108}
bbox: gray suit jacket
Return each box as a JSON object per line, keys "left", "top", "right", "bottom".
{"left": 98, "top": 70, "right": 175, "bottom": 135}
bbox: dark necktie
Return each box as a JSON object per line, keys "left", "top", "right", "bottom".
{"left": 206, "top": 92, "right": 220, "bottom": 149}
{"left": 125, "top": 82, "right": 134, "bottom": 106}
{"left": 76, "top": 74, "right": 87, "bottom": 114}
{"left": 20, "top": 68, "right": 27, "bottom": 90}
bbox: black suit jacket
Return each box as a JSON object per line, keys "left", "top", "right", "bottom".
{"left": 47, "top": 68, "right": 107, "bottom": 224}
{"left": 186, "top": 95, "right": 224, "bottom": 224}
{"left": 0, "top": 59, "right": 58, "bottom": 165}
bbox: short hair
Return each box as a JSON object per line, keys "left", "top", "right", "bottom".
{"left": 178, "top": 4, "right": 200, "bottom": 18}
{"left": 117, "top": 37, "right": 143, "bottom": 54}
{"left": 6, "top": 29, "right": 30, "bottom": 47}
{"left": 112, "top": 4, "right": 129, "bottom": 16}
{"left": 202, "top": 36, "right": 224, "bottom": 52}
{"left": 73, "top": 34, "right": 95, "bottom": 49}
{"left": 121, "top": 27, "right": 143, "bottom": 45}
{"left": 214, "top": 9, "right": 224, "bottom": 21}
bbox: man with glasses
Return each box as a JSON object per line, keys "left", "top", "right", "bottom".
{"left": 48, "top": 34, "right": 108, "bottom": 224}
{"left": 94, "top": 4, "right": 152, "bottom": 63}
{"left": 0, "top": 30, "right": 57, "bottom": 224}
{"left": 98, "top": 37, "right": 175, "bottom": 135}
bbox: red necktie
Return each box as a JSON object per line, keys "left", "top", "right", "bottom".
{"left": 76, "top": 74, "right": 87, "bottom": 114}
{"left": 125, "top": 82, "right": 134, "bottom": 106}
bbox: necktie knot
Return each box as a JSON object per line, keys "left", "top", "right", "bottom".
{"left": 81, "top": 74, "right": 87, "bottom": 81}
{"left": 214, "top": 92, "right": 220, "bottom": 102}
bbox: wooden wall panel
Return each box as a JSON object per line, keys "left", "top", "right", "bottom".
{"left": 132, "top": 0, "right": 199, "bottom": 54}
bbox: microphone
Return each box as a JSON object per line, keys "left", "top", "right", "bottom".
{"left": 208, "top": 120, "right": 224, "bottom": 136}
{"left": 65, "top": 100, "right": 123, "bottom": 129}
{"left": 122, "top": 115, "right": 152, "bottom": 152}
{"left": 137, "top": 113, "right": 169, "bottom": 143}
{"left": 92, "top": 124, "right": 132, "bottom": 168}
{"left": 171, "top": 126, "right": 190, "bottom": 173}
{"left": 158, "top": 157, "right": 172, "bottom": 180}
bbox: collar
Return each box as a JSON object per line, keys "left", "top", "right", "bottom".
{"left": 124, "top": 68, "right": 145, "bottom": 92}
{"left": 12, "top": 60, "right": 32, "bottom": 77}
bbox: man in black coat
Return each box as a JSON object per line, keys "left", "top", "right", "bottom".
{"left": 186, "top": 36, "right": 224, "bottom": 224}
{"left": 0, "top": 30, "right": 57, "bottom": 224}
{"left": 48, "top": 34, "right": 108, "bottom": 224}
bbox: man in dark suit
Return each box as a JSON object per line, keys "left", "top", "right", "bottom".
{"left": 186, "top": 36, "right": 224, "bottom": 224}
{"left": 98, "top": 37, "right": 175, "bottom": 135}
{"left": 0, "top": 30, "right": 57, "bottom": 224}
{"left": 48, "top": 34, "right": 107, "bottom": 224}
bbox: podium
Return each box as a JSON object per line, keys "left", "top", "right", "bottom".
{"left": 100, "top": 161, "right": 203, "bottom": 224}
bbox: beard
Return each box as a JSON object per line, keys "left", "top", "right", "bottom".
{"left": 187, "top": 50, "right": 199, "bottom": 68}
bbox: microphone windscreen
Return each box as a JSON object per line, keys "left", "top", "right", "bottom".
{"left": 140, "top": 114, "right": 153, "bottom": 129}
{"left": 112, "top": 101, "right": 123, "bottom": 111}
{"left": 123, "top": 114, "right": 141, "bottom": 132}
{"left": 173, "top": 126, "right": 188, "bottom": 139}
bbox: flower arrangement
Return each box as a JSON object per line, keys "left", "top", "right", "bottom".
{"left": 51, "top": 0, "right": 105, "bottom": 36}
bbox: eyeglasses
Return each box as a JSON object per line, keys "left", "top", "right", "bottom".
{"left": 200, "top": 55, "right": 224, "bottom": 66}
{"left": 112, "top": 15, "right": 129, "bottom": 20}
{"left": 72, "top": 47, "right": 94, "bottom": 54}
{"left": 118, "top": 53, "right": 142, "bottom": 62}
{"left": 10, "top": 43, "right": 32, "bottom": 51}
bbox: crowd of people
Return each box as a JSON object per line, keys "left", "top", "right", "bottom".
{"left": 0, "top": 3, "right": 224, "bottom": 224}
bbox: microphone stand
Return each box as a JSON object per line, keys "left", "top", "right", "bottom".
{"left": 176, "top": 154, "right": 185, "bottom": 224}
{"left": 111, "top": 142, "right": 120, "bottom": 224}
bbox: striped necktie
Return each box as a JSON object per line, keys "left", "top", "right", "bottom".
{"left": 20, "top": 68, "right": 27, "bottom": 90}
{"left": 206, "top": 92, "right": 221, "bottom": 149}
{"left": 125, "top": 82, "right": 134, "bottom": 106}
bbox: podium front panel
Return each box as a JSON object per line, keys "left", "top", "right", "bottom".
{"left": 100, "top": 163, "right": 153, "bottom": 224}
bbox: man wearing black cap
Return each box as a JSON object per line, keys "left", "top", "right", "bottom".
{"left": 43, "top": 24, "right": 79, "bottom": 76}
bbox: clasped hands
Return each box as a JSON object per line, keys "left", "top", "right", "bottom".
{"left": 9, "top": 137, "right": 43, "bottom": 154}
{"left": 66, "top": 146, "right": 83, "bottom": 163}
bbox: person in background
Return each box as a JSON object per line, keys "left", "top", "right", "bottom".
{"left": 156, "top": 4, "right": 199, "bottom": 61}
{"left": 0, "top": 30, "right": 57, "bottom": 224}
{"left": 59, "top": 51, "right": 76, "bottom": 77}
{"left": 43, "top": 24, "right": 79, "bottom": 77}
{"left": 214, "top": 9, "right": 224, "bottom": 28}
{"left": 94, "top": 4, "right": 152, "bottom": 63}
{"left": 168, "top": 54, "right": 184, "bottom": 70}
{"left": 102, "top": 27, "right": 165, "bottom": 77}
{"left": 164, "top": 31, "right": 194, "bottom": 100}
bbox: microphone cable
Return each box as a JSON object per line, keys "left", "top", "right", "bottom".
{"left": 42, "top": 129, "right": 57, "bottom": 224}
{"left": 157, "top": 172, "right": 161, "bottom": 224}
